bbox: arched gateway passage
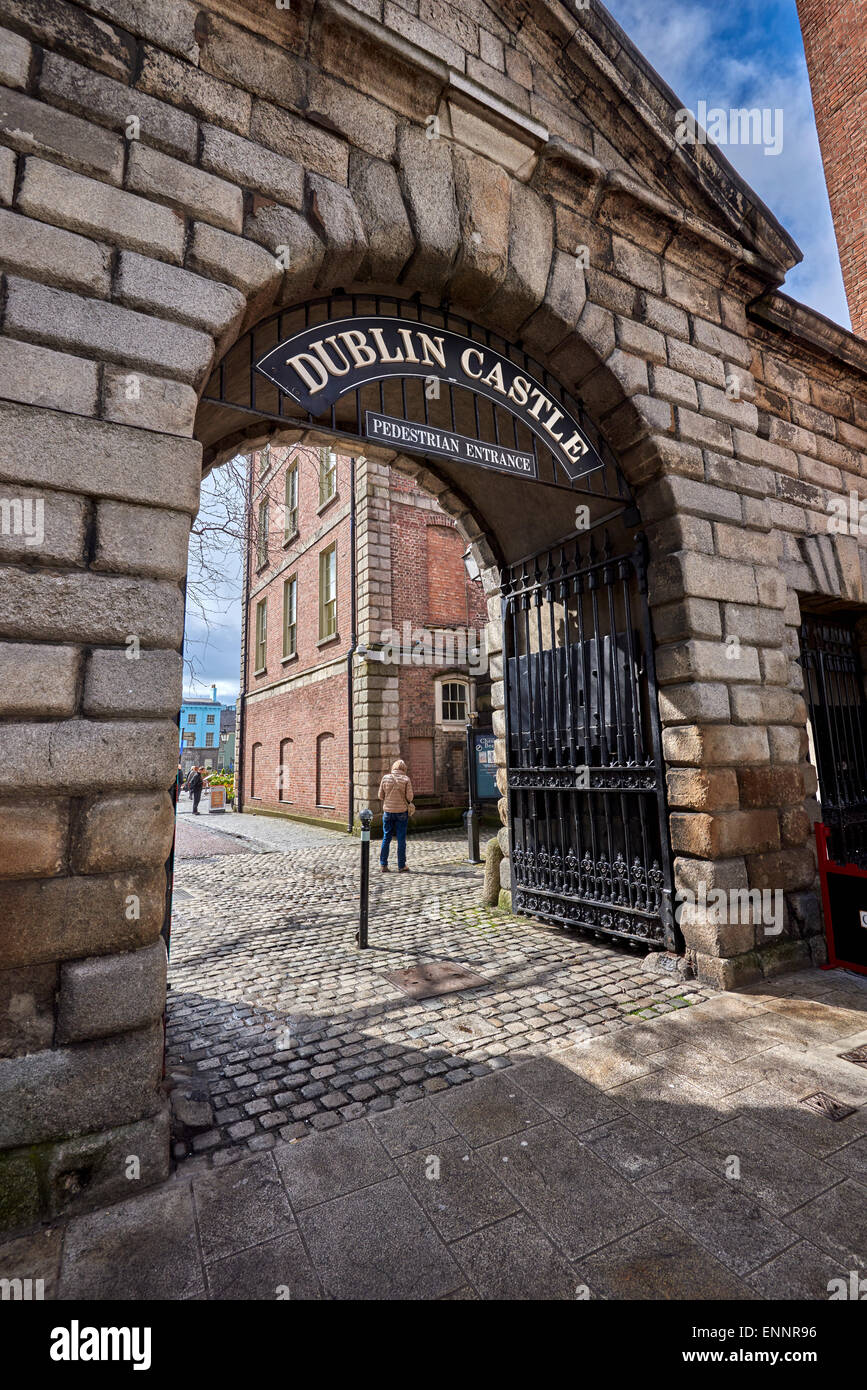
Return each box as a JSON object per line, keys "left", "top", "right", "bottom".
{"left": 198, "top": 294, "right": 677, "bottom": 952}
{"left": 4, "top": 0, "right": 847, "bottom": 1236}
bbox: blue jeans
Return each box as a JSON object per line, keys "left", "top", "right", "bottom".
{"left": 380, "top": 811, "right": 408, "bottom": 868}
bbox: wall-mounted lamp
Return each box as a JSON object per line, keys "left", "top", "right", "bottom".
{"left": 462, "top": 547, "right": 481, "bottom": 582}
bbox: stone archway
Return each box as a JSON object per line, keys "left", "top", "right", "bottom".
{"left": 195, "top": 283, "right": 675, "bottom": 949}
{"left": 194, "top": 266, "right": 669, "bottom": 917}
{"left": 2, "top": 0, "right": 856, "bottom": 1230}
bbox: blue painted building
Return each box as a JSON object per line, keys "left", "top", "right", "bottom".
{"left": 179, "top": 686, "right": 223, "bottom": 769}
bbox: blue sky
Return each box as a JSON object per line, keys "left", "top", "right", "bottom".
{"left": 183, "top": 0, "right": 848, "bottom": 703}
{"left": 604, "top": 0, "right": 849, "bottom": 325}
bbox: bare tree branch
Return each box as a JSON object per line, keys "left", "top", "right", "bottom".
{"left": 183, "top": 454, "right": 249, "bottom": 691}
{"left": 182, "top": 444, "right": 332, "bottom": 690}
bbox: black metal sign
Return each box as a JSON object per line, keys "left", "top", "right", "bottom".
{"left": 254, "top": 315, "right": 601, "bottom": 482}
{"left": 365, "top": 411, "right": 537, "bottom": 478}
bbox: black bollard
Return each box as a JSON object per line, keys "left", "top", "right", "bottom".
{"left": 465, "top": 722, "right": 482, "bottom": 863}
{"left": 357, "top": 807, "right": 372, "bottom": 949}
{"left": 464, "top": 805, "right": 481, "bottom": 864}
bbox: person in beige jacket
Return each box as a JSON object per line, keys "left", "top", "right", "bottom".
{"left": 378, "top": 758, "right": 414, "bottom": 872}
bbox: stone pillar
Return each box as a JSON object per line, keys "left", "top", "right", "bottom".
{"left": 352, "top": 456, "right": 395, "bottom": 824}
{"left": 483, "top": 566, "right": 510, "bottom": 905}
{"left": 640, "top": 424, "right": 819, "bottom": 986}
{"left": 0, "top": 405, "right": 200, "bottom": 1231}
{"left": 0, "top": 0, "right": 279, "bottom": 1230}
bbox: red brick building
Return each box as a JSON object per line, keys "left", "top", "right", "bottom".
{"left": 237, "top": 441, "right": 490, "bottom": 826}
{"left": 798, "top": 0, "right": 867, "bottom": 333}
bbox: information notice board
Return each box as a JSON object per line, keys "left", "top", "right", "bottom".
{"left": 472, "top": 730, "right": 498, "bottom": 804}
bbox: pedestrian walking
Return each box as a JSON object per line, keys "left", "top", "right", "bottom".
{"left": 189, "top": 765, "right": 204, "bottom": 815}
{"left": 378, "top": 758, "right": 415, "bottom": 872}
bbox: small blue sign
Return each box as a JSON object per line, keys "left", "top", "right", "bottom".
{"left": 474, "top": 732, "right": 498, "bottom": 802}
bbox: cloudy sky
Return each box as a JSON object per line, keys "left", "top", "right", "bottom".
{"left": 183, "top": 0, "right": 848, "bottom": 704}
{"left": 182, "top": 463, "right": 245, "bottom": 705}
{"left": 604, "top": 0, "right": 848, "bottom": 323}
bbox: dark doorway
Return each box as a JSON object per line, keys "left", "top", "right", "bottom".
{"left": 801, "top": 610, "right": 867, "bottom": 867}
{"left": 801, "top": 608, "right": 867, "bottom": 973}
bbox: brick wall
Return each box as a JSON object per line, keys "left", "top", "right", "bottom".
{"left": 241, "top": 445, "right": 489, "bottom": 820}
{"left": 427, "top": 524, "right": 470, "bottom": 624}
{"left": 241, "top": 442, "right": 350, "bottom": 822}
{"left": 397, "top": 663, "right": 469, "bottom": 806}
{"left": 246, "top": 443, "right": 351, "bottom": 691}
{"left": 246, "top": 670, "right": 347, "bottom": 820}
{"left": 390, "top": 500, "right": 430, "bottom": 630}
{"left": 798, "top": 0, "right": 867, "bottom": 335}
{"left": 407, "top": 734, "right": 435, "bottom": 793}
{"left": 390, "top": 501, "right": 485, "bottom": 631}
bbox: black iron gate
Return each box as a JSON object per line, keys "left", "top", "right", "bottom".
{"left": 800, "top": 612, "right": 867, "bottom": 868}
{"left": 503, "top": 530, "right": 677, "bottom": 950}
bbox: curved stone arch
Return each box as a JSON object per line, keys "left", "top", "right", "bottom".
{"left": 196, "top": 267, "right": 668, "bottom": 923}
{"left": 194, "top": 148, "right": 670, "bottom": 521}
{"left": 197, "top": 305, "right": 651, "bottom": 587}
{"left": 218, "top": 334, "right": 510, "bottom": 839}
{"left": 0, "top": 76, "right": 683, "bottom": 1235}
{"left": 200, "top": 414, "right": 503, "bottom": 582}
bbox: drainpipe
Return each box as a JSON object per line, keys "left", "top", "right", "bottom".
{"left": 347, "top": 456, "right": 358, "bottom": 832}
{"left": 236, "top": 452, "right": 254, "bottom": 814}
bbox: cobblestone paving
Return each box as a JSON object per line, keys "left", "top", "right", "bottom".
{"left": 9, "top": 968, "right": 867, "bottom": 1302}
{"left": 173, "top": 810, "right": 255, "bottom": 859}
{"left": 167, "top": 809, "right": 709, "bottom": 1164}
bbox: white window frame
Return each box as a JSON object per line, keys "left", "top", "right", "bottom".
{"left": 436, "top": 677, "right": 472, "bottom": 728}
{"left": 318, "top": 543, "right": 337, "bottom": 641}
{"left": 282, "top": 574, "right": 297, "bottom": 659}
{"left": 284, "top": 459, "right": 299, "bottom": 541}
{"left": 254, "top": 597, "right": 267, "bottom": 674}
{"left": 257, "top": 497, "right": 269, "bottom": 569}
{"left": 318, "top": 447, "right": 337, "bottom": 508}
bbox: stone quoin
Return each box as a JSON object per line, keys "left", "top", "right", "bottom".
{"left": 0, "top": 0, "right": 865, "bottom": 1231}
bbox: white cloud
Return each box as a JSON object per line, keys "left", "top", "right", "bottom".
{"left": 607, "top": 0, "right": 716, "bottom": 94}
{"left": 604, "top": 0, "right": 849, "bottom": 326}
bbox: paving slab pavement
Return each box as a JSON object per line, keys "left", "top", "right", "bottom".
{"left": 4, "top": 966, "right": 866, "bottom": 1301}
